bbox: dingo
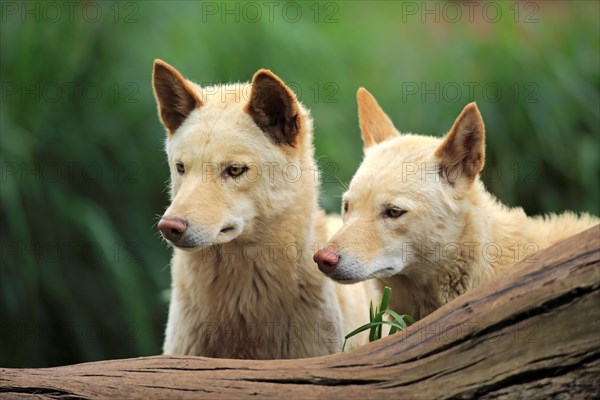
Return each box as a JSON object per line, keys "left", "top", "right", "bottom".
{"left": 314, "top": 88, "right": 598, "bottom": 320}
{"left": 153, "top": 61, "right": 375, "bottom": 358}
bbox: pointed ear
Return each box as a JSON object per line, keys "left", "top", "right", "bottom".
{"left": 435, "top": 102, "right": 485, "bottom": 184}
{"left": 357, "top": 88, "right": 398, "bottom": 149}
{"left": 152, "top": 59, "right": 203, "bottom": 134}
{"left": 245, "top": 69, "right": 301, "bottom": 146}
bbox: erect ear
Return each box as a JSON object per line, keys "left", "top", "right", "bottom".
{"left": 245, "top": 69, "right": 301, "bottom": 146}
{"left": 435, "top": 102, "right": 485, "bottom": 184}
{"left": 357, "top": 88, "right": 398, "bottom": 149}
{"left": 152, "top": 59, "right": 203, "bottom": 134}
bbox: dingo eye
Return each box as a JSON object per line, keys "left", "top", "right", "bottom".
{"left": 343, "top": 200, "right": 349, "bottom": 213}
{"left": 225, "top": 164, "right": 248, "bottom": 178}
{"left": 384, "top": 208, "right": 407, "bottom": 219}
{"left": 176, "top": 162, "right": 185, "bottom": 175}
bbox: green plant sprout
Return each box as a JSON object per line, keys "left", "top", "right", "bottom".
{"left": 343, "top": 286, "right": 415, "bottom": 351}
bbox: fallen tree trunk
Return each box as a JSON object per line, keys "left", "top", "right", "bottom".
{"left": 1, "top": 225, "right": 599, "bottom": 399}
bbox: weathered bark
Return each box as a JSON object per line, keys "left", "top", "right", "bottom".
{"left": 1, "top": 225, "right": 599, "bottom": 400}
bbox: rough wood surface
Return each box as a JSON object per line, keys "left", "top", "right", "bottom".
{"left": 1, "top": 225, "right": 599, "bottom": 399}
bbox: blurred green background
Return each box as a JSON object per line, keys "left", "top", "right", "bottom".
{"left": 1, "top": 1, "right": 598, "bottom": 367}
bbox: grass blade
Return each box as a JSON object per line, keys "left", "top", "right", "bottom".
{"left": 377, "top": 286, "right": 392, "bottom": 339}
{"left": 369, "top": 305, "right": 379, "bottom": 342}
{"left": 344, "top": 286, "right": 416, "bottom": 351}
{"left": 382, "top": 310, "right": 412, "bottom": 331}
{"left": 345, "top": 321, "right": 406, "bottom": 341}
{"left": 379, "top": 286, "right": 392, "bottom": 311}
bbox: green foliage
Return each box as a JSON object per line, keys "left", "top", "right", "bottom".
{"left": 343, "top": 287, "right": 414, "bottom": 351}
{"left": 1, "top": 2, "right": 598, "bottom": 367}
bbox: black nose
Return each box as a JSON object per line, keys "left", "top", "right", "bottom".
{"left": 158, "top": 217, "right": 187, "bottom": 243}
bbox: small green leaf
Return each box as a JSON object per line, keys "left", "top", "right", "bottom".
{"left": 369, "top": 323, "right": 377, "bottom": 342}
{"left": 344, "top": 285, "right": 416, "bottom": 351}
{"left": 345, "top": 321, "right": 406, "bottom": 341}
{"left": 379, "top": 286, "right": 392, "bottom": 312}
{"left": 345, "top": 322, "right": 378, "bottom": 340}
{"left": 382, "top": 310, "right": 410, "bottom": 330}
{"left": 369, "top": 302, "right": 379, "bottom": 341}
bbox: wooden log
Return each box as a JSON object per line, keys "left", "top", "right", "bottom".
{"left": 1, "top": 225, "right": 599, "bottom": 399}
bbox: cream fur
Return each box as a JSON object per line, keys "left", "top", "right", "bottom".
{"left": 154, "top": 62, "right": 377, "bottom": 359}
{"left": 323, "top": 89, "right": 599, "bottom": 321}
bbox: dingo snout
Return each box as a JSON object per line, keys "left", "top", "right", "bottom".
{"left": 158, "top": 213, "right": 243, "bottom": 249}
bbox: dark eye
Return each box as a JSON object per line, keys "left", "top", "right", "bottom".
{"left": 343, "top": 200, "right": 349, "bottom": 213}
{"left": 176, "top": 162, "right": 185, "bottom": 175}
{"left": 384, "top": 207, "right": 407, "bottom": 219}
{"left": 225, "top": 164, "right": 248, "bottom": 178}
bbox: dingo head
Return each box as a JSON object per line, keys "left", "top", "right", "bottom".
{"left": 153, "top": 60, "right": 311, "bottom": 250}
{"left": 314, "top": 88, "right": 485, "bottom": 282}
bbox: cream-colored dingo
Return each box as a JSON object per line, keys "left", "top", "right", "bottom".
{"left": 152, "top": 60, "right": 376, "bottom": 359}
{"left": 314, "top": 88, "right": 598, "bottom": 320}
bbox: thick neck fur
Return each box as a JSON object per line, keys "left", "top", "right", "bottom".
{"left": 389, "top": 179, "right": 598, "bottom": 320}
